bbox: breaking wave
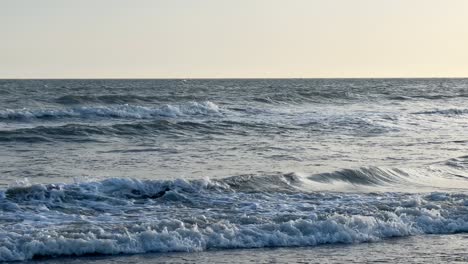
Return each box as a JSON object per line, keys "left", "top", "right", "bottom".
{"left": 0, "top": 101, "right": 221, "bottom": 121}
{"left": 1, "top": 168, "right": 468, "bottom": 261}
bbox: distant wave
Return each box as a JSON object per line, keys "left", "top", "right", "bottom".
{"left": 55, "top": 94, "right": 161, "bottom": 104}
{"left": 412, "top": 108, "right": 468, "bottom": 116}
{"left": 0, "top": 115, "right": 396, "bottom": 143}
{"left": 1, "top": 171, "right": 468, "bottom": 261}
{"left": 0, "top": 120, "right": 285, "bottom": 143}
{"left": 50, "top": 92, "right": 468, "bottom": 107}
{"left": 388, "top": 94, "right": 468, "bottom": 101}
{"left": 54, "top": 94, "right": 206, "bottom": 105}
{"left": 0, "top": 101, "right": 221, "bottom": 121}
{"left": 248, "top": 91, "right": 468, "bottom": 104}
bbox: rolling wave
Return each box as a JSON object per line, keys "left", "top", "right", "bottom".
{"left": 55, "top": 94, "right": 162, "bottom": 104}
{"left": 305, "top": 166, "right": 468, "bottom": 192}
{"left": 0, "top": 119, "right": 290, "bottom": 143}
{"left": 1, "top": 170, "right": 468, "bottom": 261}
{"left": 0, "top": 121, "right": 220, "bottom": 143}
{"left": 54, "top": 94, "right": 207, "bottom": 105}
{"left": 3, "top": 167, "right": 468, "bottom": 206}
{"left": 0, "top": 101, "right": 221, "bottom": 121}
{"left": 308, "top": 167, "right": 409, "bottom": 185}
{"left": 445, "top": 155, "right": 468, "bottom": 170}
{"left": 388, "top": 94, "right": 468, "bottom": 101}
{"left": 412, "top": 108, "right": 468, "bottom": 116}
{"left": 0, "top": 116, "right": 394, "bottom": 143}
{"left": 45, "top": 90, "right": 468, "bottom": 108}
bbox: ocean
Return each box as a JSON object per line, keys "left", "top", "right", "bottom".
{"left": 1, "top": 79, "right": 468, "bottom": 263}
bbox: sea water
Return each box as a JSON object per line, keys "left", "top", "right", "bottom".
{"left": 1, "top": 79, "right": 468, "bottom": 262}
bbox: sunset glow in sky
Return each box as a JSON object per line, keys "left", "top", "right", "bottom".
{"left": 1, "top": 0, "right": 468, "bottom": 78}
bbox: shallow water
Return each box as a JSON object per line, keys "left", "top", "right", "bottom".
{"left": 1, "top": 79, "right": 468, "bottom": 261}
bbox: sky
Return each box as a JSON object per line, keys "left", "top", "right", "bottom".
{"left": 1, "top": 0, "right": 468, "bottom": 78}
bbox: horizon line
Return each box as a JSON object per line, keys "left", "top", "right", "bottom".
{"left": 1, "top": 76, "right": 468, "bottom": 80}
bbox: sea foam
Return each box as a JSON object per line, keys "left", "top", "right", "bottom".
{"left": 1, "top": 173, "right": 468, "bottom": 261}
{"left": 0, "top": 101, "right": 221, "bottom": 121}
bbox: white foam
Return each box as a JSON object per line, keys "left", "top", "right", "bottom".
{"left": 1, "top": 206, "right": 468, "bottom": 261}
{"left": 1, "top": 174, "right": 468, "bottom": 261}
{"left": 0, "top": 101, "right": 222, "bottom": 121}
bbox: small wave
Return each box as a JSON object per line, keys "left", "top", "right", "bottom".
{"left": 412, "top": 94, "right": 468, "bottom": 100}
{"left": 308, "top": 167, "right": 408, "bottom": 186}
{"left": 388, "top": 94, "right": 468, "bottom": 101}
{"left": 0, "top": 120, "right": 227, "bottom": 143}
{"left": 55, "top": 94, "right": 208, "bottom": 105}
{"left": 412, "top": 108, "right": 468, "bottom": 116}
{"left": 0, "top": 118, "right": 304, "bottom": 143}
{"left": 296, "top": 115, "right": 399, "bottom": 136}
{"left": 55, "top": 94, "right": 161, "bottom": 105}
{"left": 306, "top": 166, "right": 468, "bottom": 192}
{"left": 0, "top": 101, "right": 221, "bottom": 121}
{"left": 387, "top": 95, "right": 413, "bottom": 101}
{"left": 251, "top": 97, "right": 276, "bottom": 104}
{"left": 0, "top": 124, "right": 113, "bottom": 143}
{"left": 445, "top": 155, "right": 468, "bottom": 170}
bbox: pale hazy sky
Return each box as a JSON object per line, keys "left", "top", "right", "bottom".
{"left": 1, "top": 0, "right": 468, "bottom": 78}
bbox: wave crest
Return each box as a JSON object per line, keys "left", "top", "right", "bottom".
{"left": 412, "top": 108, "right": 468, "bottom": 116}
{"left": 0, "top": 101, "right": 221, "bottom": 121}
{"left": 1, "top": 173, "right": 468, "bottom": 261}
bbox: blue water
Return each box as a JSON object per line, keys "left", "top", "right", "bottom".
{"left": 1, "top": 79, "right": 468, "bottom": 261}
